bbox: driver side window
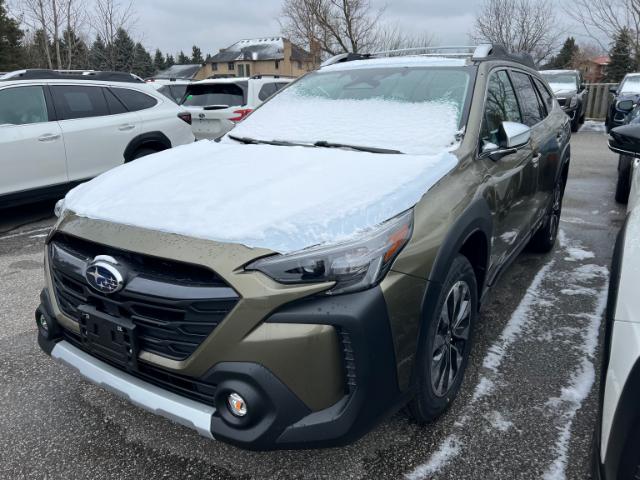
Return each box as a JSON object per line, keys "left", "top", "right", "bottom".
{"left": 481, "top": 70, "right": 522, "bottom": 146}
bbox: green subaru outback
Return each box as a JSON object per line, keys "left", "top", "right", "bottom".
{"left": 37, "top": 44, "right": 571, "bottom": 450}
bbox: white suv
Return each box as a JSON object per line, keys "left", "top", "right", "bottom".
{"left": 0, "top": 70, "right": 195, "bottom": 207}
{"left": 181, "top": 75, "right": 294, "bottom": 140}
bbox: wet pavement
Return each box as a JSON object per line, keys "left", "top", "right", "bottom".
{"left": 0, "top": 126, "right": 623, "bottom": 479}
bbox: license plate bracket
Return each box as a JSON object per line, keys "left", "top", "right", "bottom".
{"left": 77, "top": 305, "right": 138, "bottom": 370}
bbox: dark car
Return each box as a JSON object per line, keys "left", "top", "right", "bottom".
{"left": 541, "top": 69, "right": 589, "bottom": 132}
{"left": 606, "top": 73, "right": 640, "bottom": 132}
{"left": 609, "top": 99, "right": 640, "bottom": 202}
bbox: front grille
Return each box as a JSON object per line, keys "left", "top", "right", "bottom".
{"left": 61, "top": 329, "right": 217, "bottom": 405}
{"left": 50, "top": 233, "right": 240, "bottom": 361}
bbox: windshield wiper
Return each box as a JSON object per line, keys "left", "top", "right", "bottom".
{"left": 313, "top": 140, "right": 402, "bottom": 154}
{"left": 228, "top": 135, "right": 306, "bottom": 147}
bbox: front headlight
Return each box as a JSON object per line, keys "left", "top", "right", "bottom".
{"left": 54, "top": 199, "right": 65, "bottom": 218}
{"left": 569, "top": 95, "right": 578, "bottom": 108}
{"left": 246, "top": 210, "right": 414, "bottom": 295}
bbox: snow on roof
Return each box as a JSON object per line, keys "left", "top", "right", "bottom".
{"left": 321, "top": 56, "right": 468, "bottom": 72}
{"left": 210, "top": 37, "right": 286, "bottom": 62}
{"left": 63, "top": 141, "right": 458, "bottom": 253}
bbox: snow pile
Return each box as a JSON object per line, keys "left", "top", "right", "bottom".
{"left": 579, "top": 120, "right": 606, "bottom": 133}
{"left": 230, "top": 95, "right": 461, "bottom": 156}
{"left": 564, "top": 246, "right": 595, "bottom": 262}
{"left": 63, "top": 141, "right": 458, "bottom": 253}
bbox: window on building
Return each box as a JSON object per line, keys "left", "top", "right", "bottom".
{"left": 228, "top": 62, "right": 235, "bottom": 71}
{"left": 275, "top": 60, "right": 280, "bottom": 70}
{"left": 211, "top": 63, "right": 218, "bottom": 71}
{"left": 297, "top": 61, "right": 302, "bottom": 69}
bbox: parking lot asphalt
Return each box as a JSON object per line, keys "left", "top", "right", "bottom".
{"left": 0, "top": 125, "right": 624, "bottom": 480}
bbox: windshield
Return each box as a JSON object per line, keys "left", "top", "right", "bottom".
{"left": 541, "top": 72, "right": 578, "bottom": 92}
{"left": 181, "top": 82, "right": 247, "bottom": 108}
{"left": 229, "top": 66, "right": 472, "bottom": 155}
{"left": 620, "top": 75, "right": 640, "bottom": 94}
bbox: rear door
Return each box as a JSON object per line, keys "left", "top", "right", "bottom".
{"left": 511, "top": 71, "right": 564, "bottom": 225}
{"left": 0, "top": 85, "right": 67, "bottom": 197}
{"left": 51, "top": 84, "right": 142, "bottom": 181}
{"left": 479, "top": 69, "right": 537, "bottom": 276}
{"left": 181, "top": 81, "right": 247, "bottom": 140}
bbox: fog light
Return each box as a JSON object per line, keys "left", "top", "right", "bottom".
{"left": 38, "top": 313, "right": 49, "bottom": 334}
{"left": 227, "top": 392, "right": 247, "bottom": 417}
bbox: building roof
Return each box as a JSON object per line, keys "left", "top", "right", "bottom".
{"left": 207, "top": 37, "right": 311, "bottom": 63}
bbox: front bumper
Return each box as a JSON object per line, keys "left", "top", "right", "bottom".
{"left": 38, "top": 281, "right": 407, "bottom": 450}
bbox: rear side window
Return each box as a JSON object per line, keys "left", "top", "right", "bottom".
{"left": 533, "top": 78, "right": 555, "bottom": 113}
{"left": 112, "top": 88, "right": 158, "bottom": 111}
{"left": 481, "top": 70, "right": 522, "bottom": 145}
{"left": 51, "top": 85, "right": 109, "bottom": 120}
{"left": 182, "top": 83, "right": 246, "bottom": 107}
{"left": 104, "top": 88, "right": 128, "bottom": 114}
{"left": 157, "top": 85, "right": 187, "bottom": 104}
{"left": 0, "top": 86, "right": 49, "bottom": 125}
{"left": 258, "top": 83, "right": 279, "bottom": 101}
{"left": 510, "top": 71, "right": 544, "bottom": 126}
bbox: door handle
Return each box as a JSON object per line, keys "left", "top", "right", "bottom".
{"left": 38, "top": 133, "right": 61, "bottom": 142}
{"left": 118, "top": 124, "right": 135, "bottom": 131}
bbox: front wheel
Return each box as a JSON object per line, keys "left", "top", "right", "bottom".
{"left": 408, "top": 255, "right": 477, "bottom": 423}
{"left": 529, "top": 173, "right": 565, "bottom": 253}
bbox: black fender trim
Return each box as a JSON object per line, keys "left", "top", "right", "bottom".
{"left": 123, "top": 131, "right": 171, "bottom": 162}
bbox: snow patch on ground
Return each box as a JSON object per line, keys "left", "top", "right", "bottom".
{"left": 64, "top": 141, "right": 458, "bottom": 253}
{"left": 564, "top": 246, "right": 595, "bottom": 262}
{"left": 405, "top": 436, "right": 462, "bottom": 480}
{"left": 472, "top": 376, "right": 495, "bottom": 403}
{"left": 541, "top": 273, "right": 608, "bottom": 480}
{"left": 483, "top": 260, "right": 555, "bottom": 372}
{"left": 560, "top": 287, "right": 597, "bottom": 296}
{"left": 485, "top": 411, "right": 514, "bottom": 432}
{"left": 579, "top": 120, "right": 606, "bottom": 134}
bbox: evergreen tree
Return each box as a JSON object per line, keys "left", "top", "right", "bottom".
{"left": 89, "top": 36, "right": 108, "bottom": 70}
{"left": 177, "top": 50, "right": 189, "bottom": 64}
{"left": 607, "top": 27, "right": 635, "bottom": 82}
{"left": 60, "top": 28, "right": 89, "bottom": 69}
{"left": 153, "top": 48, "right": 165, "bottom": 71}
{"left": 165, "top": 53, "right": 175, "bottom": 67}
{"left": 132, "top": 42, "right": 154, "bottom": 77}
{"left": 191, "top": 45, "right": 204, "bottom": 63}
{"left": 548, "top": 37, "right": 579, "bottom": 69}
{"left": 0, "top": 0, "right": 24, "bottom": 71}
{"left": 113, "top": 28, "right": 136, "bottom": 71}
{"left": 23, "top": 29, "right": 51, "bottom": 68}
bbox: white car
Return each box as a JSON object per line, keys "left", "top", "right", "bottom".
{"left": 146, "top": 79, "right": 192, "bottom": 104}
{"left": 594, "top": 125, "right": 640, "bottom": 479}
{"left": 0, "top": 70, "right": 195, "bottom": 207}
{"left": 181, "top": 76, "right": 293, "bottom": 140}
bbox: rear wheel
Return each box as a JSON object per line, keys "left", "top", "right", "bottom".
{"left": 409, "top": 255, "right": 477, "bottom": 423}
{"left": 615, "top": 155, "right": 632, "bottom": 204}
{"left": 571, "top": 114, "right": 580, "bottom": 132}
{"left": 529, "top": 172, "right": 565, "bottom": 253}
{"left": 131, "top": 147, "right": 158, "bottom": 160}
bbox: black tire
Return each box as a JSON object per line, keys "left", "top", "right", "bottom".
{"left": 131, "top": 147, "right": 158, "bottom": 160}
{"left": 529, "top": 171, "right": 566, "bottom": 253}
{"left": 579, "top": 113, "right": 585, "bottom": 124}
{"left": 571, "top": 115, "right": 580, "bottom": 132}
{"left": 615, "top": 155, "right": 632, "bottom": 204}
{"left": 408, "top": 255, "right": 477, "bottom": 423}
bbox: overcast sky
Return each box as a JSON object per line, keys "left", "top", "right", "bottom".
{"left": 134, "top": 0, "right": 480, "bottom": 55}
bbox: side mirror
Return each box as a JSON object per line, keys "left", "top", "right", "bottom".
{"left": 610, "top": 86, "right": 619, "bottom": 94}
{"left": 482, "top": 121, "right": 531, "bottom": 160}
{"left": 617, "top": 99, "right": 635, "bottom": 112}
{"left": 609, "top": 124, "right": 640, "bottom": 158}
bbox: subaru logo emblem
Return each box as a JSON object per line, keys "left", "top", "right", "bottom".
{"left": 199, "top": 113, "right": 205, "bottom": 119}
{"left": 85, "top": 255, "right": 125, "bottom": 295}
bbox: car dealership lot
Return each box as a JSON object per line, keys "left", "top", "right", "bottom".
{"left": 0, "top": 128, "right": 624, "bottom": 479}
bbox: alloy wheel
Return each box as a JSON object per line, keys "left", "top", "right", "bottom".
{"left": 431, "top": 280, "right": 472, "bottom": 397}
{"left": 548, "top": 179, "right": 563, "bottom": 242}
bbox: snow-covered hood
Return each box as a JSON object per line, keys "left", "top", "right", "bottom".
{"left": 63, "top": 141, "right": 458, "bottom": 253}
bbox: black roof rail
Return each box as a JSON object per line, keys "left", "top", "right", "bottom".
{"left": 0, "top": 69, "right": 144, "bottom": 83}
{"left": 249, "top": 74, "right": 296, "bottom": 80}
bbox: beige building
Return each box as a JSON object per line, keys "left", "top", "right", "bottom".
{"left": 195, "top": 37, "right": 319, "bottom": 80}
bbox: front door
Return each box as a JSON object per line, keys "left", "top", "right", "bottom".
{"left": 479, "top": 70, "right": 538, "bottom": 280}
{"left": 0, "top": 85, "right": 68, "bottom": 197}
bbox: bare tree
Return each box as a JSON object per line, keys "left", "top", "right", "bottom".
{"left": 91, "top": 0, "right": 136, "bottom": 67}
{"left": 280, "top": 0, "right": 386, "bottom": 57}
{"left": 374, "top": 23, "right": 435, "bottom": 52}
{"left": 18, "top": 0, "right": 54, "bottom": 68}
{"left": 472, "top": 0, "right": 561, "bottom": 64}
{"left": 564, "top": 0, "right": 640, "bottom": 59}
